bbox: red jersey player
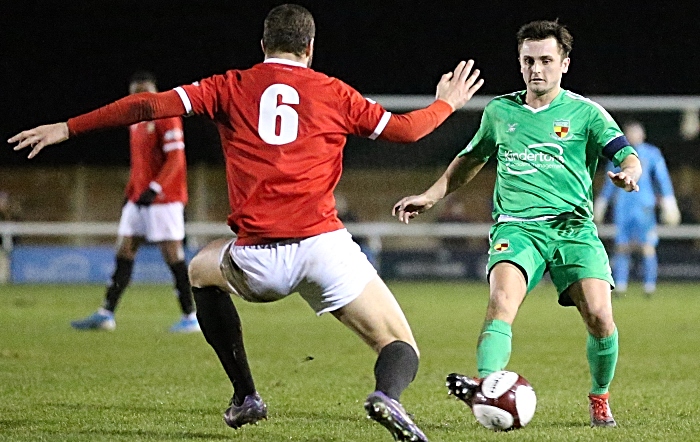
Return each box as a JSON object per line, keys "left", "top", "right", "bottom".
{"left": 10, "top": 5, "right": 483, "bottom": 440}
{"left": 70, "top": 72, "right": 198, "bottom": 334}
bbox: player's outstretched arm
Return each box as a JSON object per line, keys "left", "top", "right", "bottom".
{"left": 607, "top": 154, "right": 642, "bottom": 192}
{"left": 393, "top": 154, "right": 486, "bottom": 224}
{"left": 8, "top": 90, "right": 185, "bottom": 159}
{"left": 380, "top": 60, "right": 484, "bottom": 143}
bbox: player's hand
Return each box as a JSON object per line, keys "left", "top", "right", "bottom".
{"left": 8, "top": 122, "right": 70, "bottom": 159}
{"left": 607, "top": 170, "right": 639, "bottom": 192}
{"left": 660, "top": 196, "right": 681, "bottom": 225}
{"left": 135, "top": 188, "right": 158, "bottom": 207}
{"left": 392, "top": 194, "right": 437, "bottom": 224}
{"left": 436, "top": 60, "right": 485, "bottom": 111}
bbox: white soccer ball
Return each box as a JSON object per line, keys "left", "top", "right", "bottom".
{"left": 471, "top": 370, "right": 537, "bottom": 431}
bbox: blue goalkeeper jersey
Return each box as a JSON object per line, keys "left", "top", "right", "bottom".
{"left": 599, "top": 142, "right": 675, "bottom": 217}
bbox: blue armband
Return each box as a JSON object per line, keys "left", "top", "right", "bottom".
{"left": 602, "top": 135, "right": 630, "bottom": 161}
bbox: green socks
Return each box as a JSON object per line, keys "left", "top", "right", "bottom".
{"left": 587, "top": 328, "right": 619, "bottom": 395}
{"left": 476, "top": 319, "right": 618, "bottom": 395}
{"left": 476, "top": 319, "right": 512, "bottom": 378}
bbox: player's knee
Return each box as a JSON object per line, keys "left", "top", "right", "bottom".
{"left": 159, "top": 241, "right": 185, "bottom": 264}
{"left": 487, "top": 288, "right": 520, "bottom": 322}
{"left": 188, "top": 252, "right": 207, "bottom": 287}
{"left": 116, "top": 244, "right": 138, "bottom": 261}
{"left": 641, "top": 245, "right": 656, "bottom": 256}
{"left": 615, "top": 244, "right": 631, "bottom": 254}
{"left": 585, "top": 305, "right": 615, "bottom": 336}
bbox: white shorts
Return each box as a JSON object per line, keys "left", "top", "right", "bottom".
{"left": 219, "top": 229, "right": 377, "bottom": 315}
{"left": 117, "top": 201, "right": 185, "bottom": 242}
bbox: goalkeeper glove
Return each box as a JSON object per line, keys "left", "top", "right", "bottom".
{"left": 660, "top": 196, "right": 681, "bottom": 225}
{"left": 593, "top": 197, "right": 608, "bottom": 223}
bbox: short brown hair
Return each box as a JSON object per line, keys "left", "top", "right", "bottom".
{"left": 263, "top": 4, "right": 315, "bottom": 56}
{"left": 517, "top": 20, "right": 573, "bottom": 58}
{"left": 129, "top": 71, "right": 157, "bottom": 85}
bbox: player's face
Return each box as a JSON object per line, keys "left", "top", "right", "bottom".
{"left": 519, "top": 38, "right": 570, "bottom": 96}
{"left": 129, "top": 80, "right": 157, "bottom": 95}
{"left": 624, "top": 124, "right": 646, "bottom": 146}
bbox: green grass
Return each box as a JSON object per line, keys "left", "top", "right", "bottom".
{"left": 1, "top": 281, "right": 699, "bottom": 441}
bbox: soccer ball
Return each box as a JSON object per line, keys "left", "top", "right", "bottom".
{"left": 471, "top": 370, "right": 537, "bottom": 431}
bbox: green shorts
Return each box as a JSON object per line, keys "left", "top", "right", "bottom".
{"left": 487, "top": 217, "right": 614, "bottom": 306}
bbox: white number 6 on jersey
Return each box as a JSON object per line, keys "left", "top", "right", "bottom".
{"left": 258, "top": 84, "right": 299, "bottom": 145}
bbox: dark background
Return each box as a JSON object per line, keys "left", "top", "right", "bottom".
{"left": 2, "top": 1, "right": 698, "bottom": 167}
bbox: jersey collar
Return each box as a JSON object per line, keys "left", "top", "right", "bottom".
{"left": 520, "top": 89, "right": 566, "bottom": 113}
{"left": 264, "top": 58, "right": 308, "bottom": 68}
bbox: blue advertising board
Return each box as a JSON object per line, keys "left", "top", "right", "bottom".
{"left": 9, "top": 242, "right": 700, "bottom": 283}
{"left": 10, "top": 245, "right": 197, "bottom": 283}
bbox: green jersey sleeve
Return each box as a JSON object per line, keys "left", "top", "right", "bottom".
{"left": 458, "top": 102, "right": 497, "bottom": 161}
{"left": 585, "top": 101, "right": 620, "bottom": 145}
{"left": 611, "top": 146, "right": 638, "bottom": 167}
{"left": 585, "top": 98, "right": 638, "bottom": 166}
{"left": 587, "top": 100, "right": 622, "bottom": 149}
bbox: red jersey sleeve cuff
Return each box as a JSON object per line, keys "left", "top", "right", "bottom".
{"left": 432, "top": 99, "right": 455, "bottom": 114}
{"left": 379, "top": 99, "right": 454, "bottom": 143}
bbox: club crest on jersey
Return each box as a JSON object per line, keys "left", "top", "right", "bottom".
{"left": 551, "top": 120, "right": 571, "bottom": 140}
{"left": 493, "top": 240, "right": 510, "bottom": 253}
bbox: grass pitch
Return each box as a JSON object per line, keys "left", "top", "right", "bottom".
{"left": 1, "top": 281, "right": 699, "bottom": 441}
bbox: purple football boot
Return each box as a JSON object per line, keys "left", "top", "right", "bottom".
{"left": 223, "top": 392, "right": 268, "bottom": 429}
{"left": 364, "top": 391, "right": 428, "bottom": 441}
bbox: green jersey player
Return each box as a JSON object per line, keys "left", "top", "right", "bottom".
{"left": 393, "top": 20, "right": 642, "bottom": 428}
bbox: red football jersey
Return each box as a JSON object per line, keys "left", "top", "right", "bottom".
{"left": 126, "top": 116, "right": 188, "bottom": 204}
{"left": 176, "top": 58, "right": 391, "bottom": 245}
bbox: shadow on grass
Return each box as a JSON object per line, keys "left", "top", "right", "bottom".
{"left": 0, "top": 419, "right": 34, "bottom": 430}
{"left": 77, "top": 429, "right": 232, "bottom": 440}
{"left": 11, "top": 428, "right": 231, "bottom": 440}
{"left": 0, "top": 417, "right": 231, "bottom": 440}
{"left": 48, "top": 401, "right": 216, "bottom": 415}
{"left": 1, "top": 415, "right": 366, "bottom": 442}
{"left": 535, "top": 420, "right": 589, "bottom": 429}
{"left": 274, "top": 409, "right": 362, "bottom": 424}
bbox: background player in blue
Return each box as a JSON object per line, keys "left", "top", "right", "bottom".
{"left": 595, "top": 120, "right": 680, "bottom": 296}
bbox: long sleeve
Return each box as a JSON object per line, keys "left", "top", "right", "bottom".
{"left": 651, "top": 150, "right": 675, "bottom": 198}
{"left": 67, "top": 90, "right": 186, "bottom": 137}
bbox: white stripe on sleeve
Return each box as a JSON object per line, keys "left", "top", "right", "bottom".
{"left": 368, "top": 111, "right": 392, "bottom": 140}
{"left": 163, "top": 128, "right": 184, "bottom": 141}
{"left": 163, "top": 141, "right": 185, "bottom": 152}
{"left": 173, "top": 87, "right": 193, "bottom": 114}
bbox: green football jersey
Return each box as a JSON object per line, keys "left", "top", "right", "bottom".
{"left": 459, "top": 89, "right": 636, "bottom": 220}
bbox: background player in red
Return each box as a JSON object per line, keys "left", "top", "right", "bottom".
{"left": 9, "top": 5, "right": 483, "bottom": 440}
{"left": 70, "top": 72, "right": 199, "bottom": 334}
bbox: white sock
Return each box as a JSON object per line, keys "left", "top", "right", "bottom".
{"left": 98, "top": 307, "right": 114, "bottom": 317}
{"left": 184, "top": 312, "right": 197, "bottom": 321}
